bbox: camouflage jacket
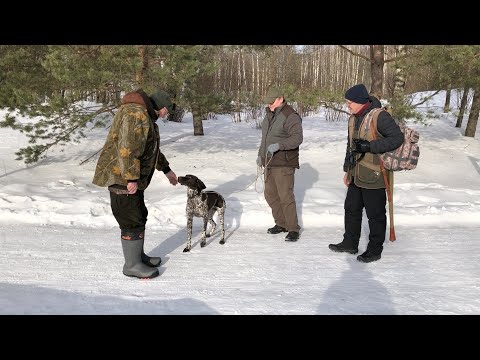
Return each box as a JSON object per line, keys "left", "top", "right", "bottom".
{"left": 92, "top": 92, "right": 170, "bottom": 191}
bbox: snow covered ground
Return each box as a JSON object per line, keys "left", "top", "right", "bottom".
{"left": 1, "top": 90, "right": 479, "bottom": 314}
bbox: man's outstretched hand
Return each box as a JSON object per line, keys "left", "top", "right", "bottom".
{"left": 165, "top": 170, "right": 178, "bottom": 185}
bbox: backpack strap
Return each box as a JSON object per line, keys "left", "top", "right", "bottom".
{"left": 348, "top": 115, "right": 355, "bottom": 147}
{"left": 366, "top": 108, "right": 384, "bottom": 139}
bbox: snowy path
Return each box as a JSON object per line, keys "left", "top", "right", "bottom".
{"left": 1, "top": 224, "right": 479, "bottom": 315}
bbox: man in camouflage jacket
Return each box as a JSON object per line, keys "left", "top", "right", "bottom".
{"left": 93, "top": 89, "right": 177, "bottom": 279}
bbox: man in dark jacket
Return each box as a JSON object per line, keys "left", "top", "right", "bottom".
{"left": 257, "top": 87, "right": 303, "bottom": 242}
{"left": 328, "top": 84, "right": 403, "bottom": 262}
{"left": 93, "top": 89, "right": 178, "bottom": 278}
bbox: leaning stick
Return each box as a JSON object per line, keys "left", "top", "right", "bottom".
{"left": 370, "top": 124, "right": 396, "bottom": 241}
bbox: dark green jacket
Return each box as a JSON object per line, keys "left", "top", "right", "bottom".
{"left": 258, "top": 102, "right": 303, "bottom": 169}
{"left": 92, "top": 91, "right": 170, "bottom": 191}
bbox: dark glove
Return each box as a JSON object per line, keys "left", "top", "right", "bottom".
{"left": 354, "top": 139, "right": 370, "bottom": 153}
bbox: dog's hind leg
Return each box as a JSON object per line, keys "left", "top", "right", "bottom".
{"left": 183, "top": 216, "right": 193, "bottom": 252}
{"left": 200, "top": 216, "right": 208, "bottom": 247}
{"left": 218, "top": 206, "right": 226, "bottom": 245}
{"left": 206, "top": 218, "right": 216, "bottom": 237}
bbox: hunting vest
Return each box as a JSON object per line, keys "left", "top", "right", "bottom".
{"left": 347, "top": 108, "right": 388, "bottom": 189}
{"left": 259, "top": 103, "right": 300, "bottom": 168}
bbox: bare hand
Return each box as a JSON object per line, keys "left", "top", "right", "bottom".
{"left": 343, "top": 173, "right": 350, "bottom": 187}
{"left": 165, "top": 170, "right": 178, "bottom": 185}
{"left": 127, "top": 181, "right": 138, "bottom": 194}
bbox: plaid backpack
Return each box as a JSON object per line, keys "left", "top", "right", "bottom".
{"left": 369, "top": 109, "right": 420, "bottom": 171}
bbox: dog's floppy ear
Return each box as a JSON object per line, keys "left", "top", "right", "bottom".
{"left": 196, "top": 178, "right": 206, "bottom": 191}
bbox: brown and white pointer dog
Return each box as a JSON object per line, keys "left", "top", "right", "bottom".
{"left": 177, "top": 174, "right": 226, "bottom": 252}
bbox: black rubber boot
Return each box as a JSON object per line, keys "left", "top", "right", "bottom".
{"left": 121, "top": 239, "right": 159, "bottom": 279}
{"left": 141, "top": 252, "right": 162, "bottom": 267}
{"left": 138, "top": 231, "right": 161, "bottom": 267}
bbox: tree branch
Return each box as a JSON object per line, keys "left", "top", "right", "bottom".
{"left": 338, "top": 45, "right": 370, "bottom": 62}
{"left": 79, "top": 147, "right": 104, "bottom": 165}
{"left": 320, "top": 101, "right": 350, "bottom": 115}
{"left": 412, "top": 90, "right": 442, "bottom": 107}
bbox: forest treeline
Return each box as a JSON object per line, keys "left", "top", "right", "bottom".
{"left": 1, "top": 45, "right": 479, "bottom": 163}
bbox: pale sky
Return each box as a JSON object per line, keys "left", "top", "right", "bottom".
{"left": 0, "top": 90, "right": 479, "bottom": 314}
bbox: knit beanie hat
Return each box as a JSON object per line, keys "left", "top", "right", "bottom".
{"left": 345, "top": 84, "right": 370, "bottom": 104}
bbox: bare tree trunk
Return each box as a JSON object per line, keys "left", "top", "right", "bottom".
{"left": 370, "top": 45, "right": 384, "bottom": 95}
{"left": 393, "top": 45, "right": 406, "bottom": 99}
{"left": 352, "top": 49, "right": 359, "bottom": 84}
{"left": 330, "top": 46, "right": 336, "bottom": 91}
{"left": 300, "top": 51, "right": 305, "bottom": 88}
{"left": 192, "top": 104, "right": 204, "bottom": 136}
{"left": 465, "top": 87, "right": 480, "bottom": 137}
{"left": 236, "top": 92, "right": 241, "bottom": 122}
{"left": 251, "top": 52, "right": 255, "bottom": 93}
{"left": 334, "top": 47, "right": 339, "bottom": 87}
{"left": 256, "top": 52, "right": 260, "bottom": 94}
{"left": 341, "top": 46, "right": 346, "bottom": 88}
{"left": 444, "top": 84, "right": 452, "bottom": 113}
{"left": 456, "top": 86, "right": 469, "bottom": 128}
{"left": 228, "top": 47, "right": 234, "bottom": 93}
{"left": 136, "top": 45, "right": 148, "bottom": 88}
{"left": 261, "top": 53, "right": 268, "bottom": 95}
{"left": 237, "top": 48, "right": 242, "bottom": 92}
{"left": 320, "top": 46, "right": 325, "bottom": 89}
{"left": 242, "top": 48, "right": 247, "bottom": 90}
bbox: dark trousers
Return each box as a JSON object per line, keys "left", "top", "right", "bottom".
{"left": 110, "top": 190, "right": 148, "bottom": 237}
{"left": 343, "top": 182, "right": 386, "bottom": 255}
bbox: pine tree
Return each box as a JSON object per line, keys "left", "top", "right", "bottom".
{"left": 0, "top": 45, "right": 140, "bottom": 163}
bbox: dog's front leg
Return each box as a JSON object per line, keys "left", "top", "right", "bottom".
{"left": 200, "top": 216, "right": 208, "bottom": 247}
{"left": 184, "top": 215, "right": 193, "bottom": 252}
